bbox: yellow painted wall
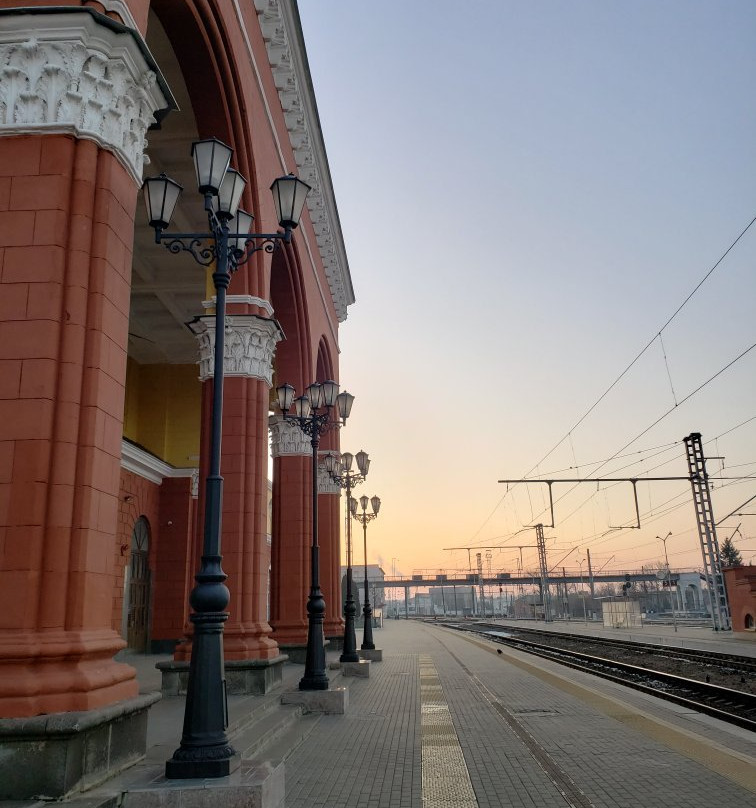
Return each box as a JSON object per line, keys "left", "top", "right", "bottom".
{"left": 123, "top": 358, "right": 201, "bottom": 467}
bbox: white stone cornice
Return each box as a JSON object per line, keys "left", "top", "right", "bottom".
{"left": 0, "top": 9, "right": 174, "bottom": 184}
{"left": 100, "top": 2, "right": 139, "bottom": 30}
{"left": 254, "top": 0, "right": 354, "bottom": 322}
{"left": 269, "top": 413, "right": 311, "bottom": 457}
{"left": 189, "top": 314, "right": 283, "bottom": 384}
{"left": 121, "top": 440, "right": 196, "bottom": 485}
{"left": 202, "top": 295, "right": 275, "bottom": 317}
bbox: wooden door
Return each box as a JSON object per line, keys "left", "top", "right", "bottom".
{"left": 126, "top": 516, "right": 151, "bottom": 651}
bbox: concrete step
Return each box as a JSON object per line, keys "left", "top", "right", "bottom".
{"left": 0, "top": 662, "right": 347, "bottom": 808}
{"left": 235, "top": 701, "right": 309, "bottom": 760}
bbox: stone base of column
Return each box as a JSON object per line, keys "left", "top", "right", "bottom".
{"left": 157, "top": 656, "right": 288, "bottom": 696}
{"left": 325, "top": 633, "right": 344, "bottom": 651}
{"left": 280, "top": 687, "right": 347, "bottom": 714}
{"left": 341, "top": 660, "right": 370, "bottom": 677}
{"left": 277, "top": 641, "right": 329, "bottom": 664}
{"left": 359, "top": 648, "right": 383, "bottom": 662}
{"left": 122, "top": 760, "right": 283, "bottom": 808}
{"left": 0, "top": 693, "right": 160, "bottom": 800}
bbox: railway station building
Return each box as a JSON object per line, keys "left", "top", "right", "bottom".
{"left": 0, "top": 0, "right": 354, "bottom": 795}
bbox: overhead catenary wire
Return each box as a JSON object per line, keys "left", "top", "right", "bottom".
{"left": 478, "top": 440, "right": 756, "bottom": 568}
{"left": 507, "top": 343, "right": 756, "bottom": 533}
{"left": 659, "top": 331, "right": 678, "bottom": 406}
{"left": 468, "top": 216, "right": 756, "bottom": 546}
{"left": 522, "top": 213, "right": 756, "bottom": 479}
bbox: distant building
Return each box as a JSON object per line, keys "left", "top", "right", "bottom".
{"left": 723, "top": 565, "right": 756, "bottom": 632}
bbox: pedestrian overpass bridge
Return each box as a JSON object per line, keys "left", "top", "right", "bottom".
{"left": 379, "top": 571, "right": 678, "bottom": 589}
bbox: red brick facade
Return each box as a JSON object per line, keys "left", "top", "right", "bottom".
{"left": 0, "top": 1, "right": 352, "bottom": 723}
{"left": 723, "top": 566, "right": 756, "bottom": 633}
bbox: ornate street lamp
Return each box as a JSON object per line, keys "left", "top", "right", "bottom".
{"left": 323, "top": 450, "right": 370, "bottom": 662}
{"left": 142, "top": 138, "right": 310, "bottom": 779}
{"left": 277, "top": 381, "right": 355, "bottom": 689}
{"left": 350, "top": 494, "right": 381, "bottom": 650}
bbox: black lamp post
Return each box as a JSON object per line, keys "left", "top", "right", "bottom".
{"left": 142, "top": 138, "right": 310, "bottom": 779}
{"left": 276, "top": 381, "right": 355, "bottom": 689}
{"left": 323, "top": 450, "right": 370, "bottom": 662}
{"left": 350, "top": 494, "right": 381, "bottom": 650}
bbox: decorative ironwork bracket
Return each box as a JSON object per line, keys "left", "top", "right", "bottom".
{"left": 155, "top": 229, "right": 288, "bottom": 271}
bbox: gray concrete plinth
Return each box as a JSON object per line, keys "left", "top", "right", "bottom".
{"left": 0, "top": 692, "right": 160, "bottom": 800}
{"left": 342, "top": 660, "right": 370, "bottom": 677}
{"left": 157, "top": 656, "right": 288, "bottom": 696}
{"left": 280, "top": 687, "right": 347, "bottom": 714}
{"left": 121, "top": 759, "right": 284, "bottom": 808}
{"left": 359, "top": 648, "right": 383, "bottom": 662}
{"left": 276, "top": 644, "right": 307, "bottom": 664}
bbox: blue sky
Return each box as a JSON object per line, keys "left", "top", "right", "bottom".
{"left": 297, "top": 1, "right": 756, "bottom": 577}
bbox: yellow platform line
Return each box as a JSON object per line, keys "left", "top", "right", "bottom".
{"left": 420, "top": 654, "right": 479, "bottom": 807}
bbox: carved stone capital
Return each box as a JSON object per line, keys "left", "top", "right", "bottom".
{"left": 269, "top": 414, "right": 311, "bottom": 458}
{"left": 0, "top": 9, "right": 174, "bottom": 184}
{"left": 317, "top": 451, "right": 341, "bottom": 495}
{"left": 189, "top": 315, "right": 283, "bottom": 384}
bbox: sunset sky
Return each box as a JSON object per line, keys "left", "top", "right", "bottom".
{"left": 297, "top": 1, "right": 756, "bottom": 580}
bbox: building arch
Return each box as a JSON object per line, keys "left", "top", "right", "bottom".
{"left": 271, "top": 245, "right": 312, "bottom": 388}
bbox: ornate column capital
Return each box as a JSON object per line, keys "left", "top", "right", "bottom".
{"left": 269, "top": 414, "right": 311, "bottom": 458}
{"left": 0, "top": 8, "right": 175, "bottom": 183}
{"left": 317, "top": 451, "right": 341, "bottom": 495}
{"left": 190, "top": 315, "right": 283, "bottom": 385}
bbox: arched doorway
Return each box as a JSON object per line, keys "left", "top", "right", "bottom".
{"left": 124, "top": 517, "right": 152, "bottom": 652}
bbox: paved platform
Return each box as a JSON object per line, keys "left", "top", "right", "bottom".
{"left": 282, "top": 620, "right": 755, "bottom": 807}
{"left": 5, "top": 621, "right": 754, "bottom": 807}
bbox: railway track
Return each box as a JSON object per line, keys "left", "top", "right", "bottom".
{"left": 471, "top": 622, "right": 756, "bottom": 676}
{"left": 446, "top": 622, "right": 756, "bottom": 732}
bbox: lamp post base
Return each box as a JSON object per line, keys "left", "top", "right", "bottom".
{"left": 342, "top": 659, "right": 371, "bottom": 677}
{"left": 282, "top": 687, "right": 347, "bottom": 714}
{"left": 298, "top": 672, "right": 329, "bottom": 691}
{"left": 166, "top": 750, "right": 240, "bottom": 779}
{"left": 340, "top": 595, "right": 359, "bottom": 663}
{"left": 361, "top": 602, "right": 375, "bottom": 650}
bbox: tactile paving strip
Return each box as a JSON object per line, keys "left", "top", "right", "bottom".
{"left": 420, "top": 655, "right": 478, "bottom": 807}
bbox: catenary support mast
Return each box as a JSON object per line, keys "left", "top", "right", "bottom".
{"left": 536, "top": 524, "right": 552, "bottom": 622}
{"left": 684, "top": 433, "right": 731, "bottom": 631}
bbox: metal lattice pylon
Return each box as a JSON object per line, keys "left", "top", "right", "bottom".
{"left": 684, "top": 433, "right": 731, "bottom": 631}
{"left": 536, "top": 523, "right": 552, "bottom": 622}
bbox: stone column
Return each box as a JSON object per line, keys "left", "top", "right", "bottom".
{"left": 269, "top": 414, "right": 311, "bottom": 657}
{"left": 178, "top": 314, "right": 283, "bottom": 663}
{"left": 0, "top": 9, "right": 170, "bottom": 718}
{"left": 0, "top": 8, "right": 171, "bottom": 797}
